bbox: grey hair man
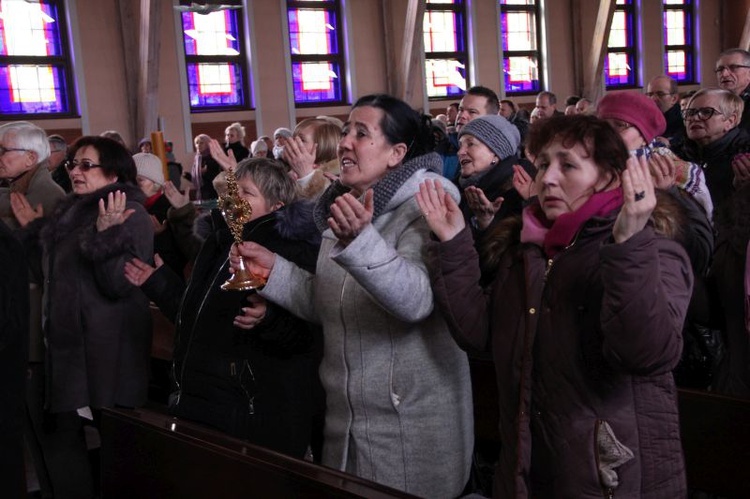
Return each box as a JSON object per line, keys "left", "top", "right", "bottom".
{"left": 715, "top": 48, "right": 750, "bottom": 130}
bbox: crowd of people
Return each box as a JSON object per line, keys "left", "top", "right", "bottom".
{"left": 2, "top": 46, "right": 750, "bottom": 499}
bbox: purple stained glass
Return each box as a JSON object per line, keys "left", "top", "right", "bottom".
{"left": 288, "top": 8, "right": 338, "bottom": 56}
{"left": 182, "top": 11, "right": 240, "bottom": 57}
{"left": 503, "top": 56, "right": 539, "bottom": 93}
{"left": 604, "top": 52, "right": 634, "bottom": 86}
{"left": 186, "top": 62, "right": 244, "bottom": 108}
{"left": 292, "top": 62, "right": 342, "bottom": 104}
{"left": 665, "top": 50, "right": 692, "bottom": 82}
{"left": 0, "top": 64, "right": 68, "bottom": 114}
{"left": 0, "top": 1, "right": 63, "bottom": 57}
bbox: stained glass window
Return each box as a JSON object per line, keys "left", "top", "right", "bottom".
{"left": 424, "top": 0, "right": 467, "bottom": 99}
{"left": 499, "top": 0, "right": 542, "bottom": 95}
{"left": 605, "top": 0, "right": 637, "bottom": 88}
{"left": 0, "top": 0, "right": 75, "bottom": 116}
{"left": 287, "top": 1, "right": 346, "bottom": 106}
{"left": 663, "top": 0, "right": 694, "bottom": 83}
{"left": 180, "top": 2, "right": 249, "bottom": 111}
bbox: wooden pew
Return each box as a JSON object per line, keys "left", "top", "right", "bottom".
{"left": 100, "top": 407, "right": 418, "bottom": 499}
{"left": 678, "top": 389, "right": 750, "bottom": 498}
{"left": 469, "top": 358, "right": 750, "bottom": 498}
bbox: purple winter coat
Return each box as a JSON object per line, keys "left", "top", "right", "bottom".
{"left": 428, "top": 212, "right": 691, "bottom": 498}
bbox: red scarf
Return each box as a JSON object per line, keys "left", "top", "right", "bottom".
{"left": 520, "top": 189, "right": 623, "bottom": 257}
{"left": 144, "top": 191, "right": 163, "bottom": 210}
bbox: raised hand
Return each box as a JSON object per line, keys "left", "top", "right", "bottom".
{"left": 415, "top": 179, "right": 465, "bottom": 242}
{"left": 233, "top": 293, "right": 268, "bottom": 330}
{"left": 648, "top": 153, "right": 677, "bottom": 190}
{"left": 9, "top": 191, "right": 43, "bottom": 227}
{"left": 282, "top": 136, "right": 317, "bottom": 179}
{"left": 328, "top": 190, "right": 374, "bottom": 246}
{"left": 231, "top": 242, "right": 277, "bottom": 280}
{"left": 150, "top": 214, "right": 167, "bottom": 235}
{"left": 464, "top": 186, "right": 503, "bottom": 230}
{"left": 208, "top": 138, "right": 237, "bottom": 172}
{"left": 163, "top": 180, "right": 190, "bottom": 209}
{"left": 124, "top": 254, "right": 163, "bottom": 287}
{"left": 96, "top": 190, "right": 135, "bottom": 232}
{"left": 512, "top": 164, "right": 537, "bottom": 200}
{"left": 613, "top": 155, "right": 656, "bottom": 244}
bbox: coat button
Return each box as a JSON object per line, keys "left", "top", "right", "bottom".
{"left": 529, "top": 308, "right": 536, "bottom": 314}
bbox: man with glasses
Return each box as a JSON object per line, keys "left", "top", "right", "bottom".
{"left": 715, "top": 48, "right": 750, "bottom": 130}
{"left": 0, "top": 122, "right": 66, "bottom": 498}
{"left": 646, "top": 75, "right": 685, "bottom": 145}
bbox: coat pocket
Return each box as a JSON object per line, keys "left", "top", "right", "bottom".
{"left": 594, "top": 419, "right": 635, "bottom": 494}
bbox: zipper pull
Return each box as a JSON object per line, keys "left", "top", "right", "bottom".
{"left": 544, "top": 258, "right": 554, "bottom": 281}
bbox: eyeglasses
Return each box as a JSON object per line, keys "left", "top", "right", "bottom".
{"left": 64, "top": 159, "right": 101, "bottom": 172}
{"left": 645, "top": 91, "right": 673, "bottom": 98}
{"left": 0, "top": 146, "right": 29, "bottom": 156}
{"left": 682, "top": 107, "right": 724, "bottom": 121}
{"left": 714, "top": 64, "right": 750, "bottom": 74}
{"left": 607, "top": 120, "right": 633, "bottom": 132}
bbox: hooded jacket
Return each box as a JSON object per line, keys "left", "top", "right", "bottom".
{"left": 259, "top": 152, "right": 474, "bottom": 498}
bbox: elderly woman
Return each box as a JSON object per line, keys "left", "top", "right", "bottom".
{"left": 282, "top": 117, "right": 341, "bottom": 199}
{"left": 456, "top": 114, "right": 535, "bottom": 231}
{"left": 419, "top": 114, "right": 691, "bottom": 498}
{"left": 233, "top": 94, "right": 473, "bottom": 498}
{"left": 18, "top": 135, "right": 153, "bottom": 498}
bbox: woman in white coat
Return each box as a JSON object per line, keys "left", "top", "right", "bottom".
{"left": 233, "top": 94, "right": 473, "bottom": 498}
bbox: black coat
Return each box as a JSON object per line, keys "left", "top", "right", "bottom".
{"left": 146, "top": 193, "right": 187, "bottom": 278}
{"left": 142, "top": 201, "right": 322, "bottom": 458}
{"left": 31, "top": 183, "right": 153, "bottom": 412}
{"left": 0, "top": 220, "right": 29, "bottom": 492}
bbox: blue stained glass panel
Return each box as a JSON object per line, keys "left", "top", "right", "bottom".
{"left": 292, "top": 61, "right": 342, "bottom": 104}
{"left": 0, "top": 64, "right": 67, "bottom": 113}
{"left": 186, "top": 62, "right": 244, "bottom": 108}
{"left": 287, "top": 9, "right": 339, "bottom": 55}
{"left": 503, "top": 56, "right": 539, "bottom": 93}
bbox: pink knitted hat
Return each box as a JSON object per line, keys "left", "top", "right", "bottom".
{"left": 597, "top": 91, "right": 667, "bottom": 143}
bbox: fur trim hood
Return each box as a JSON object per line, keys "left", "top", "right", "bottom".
{"left": 193, "top": 199, "right": 321, "bottom": 247}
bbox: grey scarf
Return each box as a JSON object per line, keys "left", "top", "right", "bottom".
{"left": 313, "top": 152, "right": 442, "bottom": 232}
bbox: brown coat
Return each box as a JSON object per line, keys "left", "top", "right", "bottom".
{"left": 428, "top": 210, "right": 691, "bottom": 498}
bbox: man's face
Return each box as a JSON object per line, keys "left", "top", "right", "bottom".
{"left": 456, "top": 94, "right": 489, "bottom": 133}
{"left": 0, "top": 132, "right": 35, "bottom": 180}
{"left": 446, "top": 105, "right": 458, "bottom": 123}
{"left": 499, "top": 102, "right": 514, "bottom": 119}
{"left": 535, "top": 95, "right": 555, "bottom": 119}
{"left": 646, "top": 78, "right": 679, "bottom": 113}
{"left": 715, "top": 53, "right": 750, "bottom": 95}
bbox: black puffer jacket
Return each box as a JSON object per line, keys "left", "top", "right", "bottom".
{"left": 142, "top": 201, "right": 322, "bottom": 458}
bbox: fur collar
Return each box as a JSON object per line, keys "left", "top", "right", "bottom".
{"left": 40, "top": 182, "right": 144, "bottom": 247}
{"left": 193, "top": 199, "right": 321, "bottom": 247}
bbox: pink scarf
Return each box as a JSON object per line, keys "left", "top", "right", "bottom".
{"left": 520, "top": 189, "right": 624, "bottom": 257}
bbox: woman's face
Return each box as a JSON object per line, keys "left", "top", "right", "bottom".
{"left": 236, "top": 176, "right": 280, "bottom": 221}
{"left": 293, "top": 125, "right": 316, "bottom": 155}
{"left": 457, "top": 134, "right": 498, "bottom": 178}
{"left": 69, "top": 145, "right": 117, "bottom": 195}
{"left": 194, "top": 138, "right": 209, "bottom": 154}
{"left": 136, "top": 176, "right": 160, "bottom": 197}
{"left": 225, "top": 128, "right": 240, "bottom": 144}
{"left": 535, "top": 139, "right": 616, "bottom": 221}
{"left": 338, "top": 106, "right": 405, "bottom": 196}
{"left": 604, "top": 118, "right": 646, "bottom": 151}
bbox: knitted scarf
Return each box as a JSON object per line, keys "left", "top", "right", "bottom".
{"left": 520, "top": 188, "right": 623, "bottom": 257}
{"left": 313, "top": 152, "right": 442, "bottom": 233}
